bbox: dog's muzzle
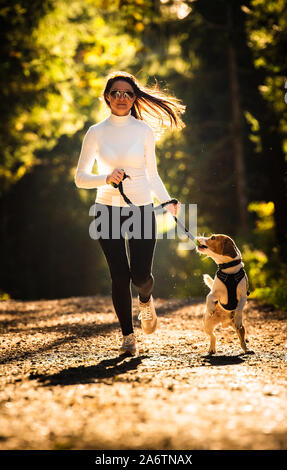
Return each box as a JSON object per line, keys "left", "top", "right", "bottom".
{"left": 196, "top": 239, "right": 208, "bottom": 250}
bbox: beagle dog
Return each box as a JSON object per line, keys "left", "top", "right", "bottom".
{"left": 196, "top": 234, "right": 251, "bottom": 355}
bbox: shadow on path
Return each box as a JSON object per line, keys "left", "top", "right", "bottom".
{"left": 29, "top": 354, "right": 148, "bottom": 386}
{"left": 0, "top": 322, "right": 117, "bottom": 365}
{"left": 201, "top": 354, "right": 246, "bottom": 366}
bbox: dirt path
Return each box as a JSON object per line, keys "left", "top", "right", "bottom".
{"left": 0, "top": 296, "right": 286, "bottom": 450}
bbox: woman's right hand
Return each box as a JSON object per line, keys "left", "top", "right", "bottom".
{"left": 106, "top": 168, "right": 125, "bottom": 186}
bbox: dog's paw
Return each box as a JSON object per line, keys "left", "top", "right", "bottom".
{"left": 242, "top": 348, "right": 255, "bottom": 355}
{"left": 208, "top": 348, "right": 216, "bottom": 355}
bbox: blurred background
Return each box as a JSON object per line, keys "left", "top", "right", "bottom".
{"left": 1, "top": 0, "right": 286, "bottom": 309}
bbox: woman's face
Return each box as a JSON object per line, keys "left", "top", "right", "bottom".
{"left": 106, "top": 80, "right": 136, "bottom": 116}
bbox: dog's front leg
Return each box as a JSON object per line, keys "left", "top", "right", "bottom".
{"left": 205, "top": 292, "right": 219, "bottom": 354}
{"left": 233, "top": 296, "right": 249, "bottom": 353}
{"left": 204, "top": 312, "right": 217, "bottom": 355}
{"left": 234, "top": 297, "right": 246, "bottom": 329}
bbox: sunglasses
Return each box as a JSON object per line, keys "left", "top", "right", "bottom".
{"left": 109, "top": 90, "right": 135, "bottom": 100}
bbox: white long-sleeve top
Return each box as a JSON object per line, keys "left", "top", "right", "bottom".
{"left": 74, "top": 110, "right": 171, "bottom": 206}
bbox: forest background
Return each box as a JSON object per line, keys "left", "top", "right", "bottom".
{"left": 1, "top": 0, "right": 286, "bottom": 309}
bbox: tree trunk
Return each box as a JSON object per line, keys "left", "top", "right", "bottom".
{"left": 227, "top": 3, "right": 248, "bottom": 234}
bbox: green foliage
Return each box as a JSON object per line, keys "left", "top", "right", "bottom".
{"left": 251, "top": 280, "right": 287, "bottom": 310}
{"left": 0, "top": 290, "right": 10, "bottom": 301}
{"left": 0, "top": 0, "right": 138, "bottom": 194}
{"left": 241, "top": 200, "right": 287, "bottom": 310}
{"left": 241, "top": 245, "right": 268, "bottom": 290}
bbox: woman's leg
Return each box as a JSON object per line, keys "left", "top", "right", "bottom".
{"left": 128, "top": 204, "right": 157, "bottom": 302}
{"left": 95, "top": 204, "right": 133, "bottom": 336}
{"left": 129, "top": 238, "right": 156, "bottom": 302}
{"left": 98, "top": 237, "right": 133, "bottom": 336}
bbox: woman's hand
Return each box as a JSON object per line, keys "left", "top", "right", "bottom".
{"left": 165, "top": 201, "right": 181, "bottom": 216}
{"left": 106, "top": 168, "right": 125, "bottom": 186}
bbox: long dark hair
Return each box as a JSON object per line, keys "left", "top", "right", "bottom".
{"left": 102, "top": 70, "right": 185, "bottom": 131}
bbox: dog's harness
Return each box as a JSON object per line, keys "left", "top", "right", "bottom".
{"left": 216, "top": 259, "right": 250, "bottom": 311}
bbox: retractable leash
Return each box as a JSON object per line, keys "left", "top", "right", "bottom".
{"left": 110, "top": 171, "right": 196, "bottom": 242}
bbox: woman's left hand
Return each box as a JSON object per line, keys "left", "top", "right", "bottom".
{"left": 165, "top": 201, "right": 181, "bottom": 217}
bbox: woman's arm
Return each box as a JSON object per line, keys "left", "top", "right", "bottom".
{"left": 74, "top": 127, "right": 108, "bottom": 189}
{"left": 144, "top": 125, "right": 172, "bottom": 203}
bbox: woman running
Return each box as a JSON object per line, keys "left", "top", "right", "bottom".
{"left": 75, "top": 70, "right": 185, "bottom": 356}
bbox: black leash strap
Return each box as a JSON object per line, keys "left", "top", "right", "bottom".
{"left": 111, "top": 172, "right": 133, "bottom": 205}
{"left": 111, "top": 171, "right": 195, "bottom": 242}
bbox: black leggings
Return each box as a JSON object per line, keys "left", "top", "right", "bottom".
{"left": 94, "top": 203, "right": 157, "bottom": 335}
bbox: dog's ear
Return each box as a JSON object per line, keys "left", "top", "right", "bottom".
{"left": 222, "top": 237, "right": 238, "bottom": 258}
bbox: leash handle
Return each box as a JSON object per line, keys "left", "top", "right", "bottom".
{"left": 160, "top": 198, "right": 179, "bottom": 208}
{"left": 159, "top": 199, "right": 195, "bottom": 242}
{"left": 110, "top": 170, "right": 130, "bottom": 188}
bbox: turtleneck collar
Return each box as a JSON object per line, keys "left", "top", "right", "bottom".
{"left": 108, "top": 110, "right": 132, "bottom": 126}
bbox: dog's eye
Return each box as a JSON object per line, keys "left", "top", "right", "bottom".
{"left": 211, "top": 236, "right": 215, "bottom": 240}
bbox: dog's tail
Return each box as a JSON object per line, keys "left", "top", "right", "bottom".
{"left": 203, "top": 274, "right": 214, "bottom": 290}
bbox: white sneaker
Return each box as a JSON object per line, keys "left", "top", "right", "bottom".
{"left": 138, "top": 295, "right": 158, "bottom": 334}
{"left": 119, "top": 333, "right": 137, "bottom": 356}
